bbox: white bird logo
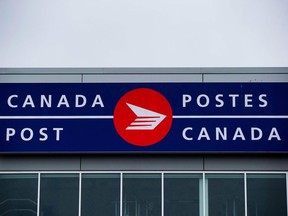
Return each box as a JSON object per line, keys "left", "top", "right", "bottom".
{"left": 126, "top": 103, "right": 166, "bottom": 130}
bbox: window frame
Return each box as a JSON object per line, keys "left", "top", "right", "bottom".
{"left": 0, "top": 171, "right": 287, "bottom": 216}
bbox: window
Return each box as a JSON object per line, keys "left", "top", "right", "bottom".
{"left": 164, "top": 173, "right": 202, "bottom": 216}
{"left": 0, "top": 174, "right": 38, "bottom": 216}
{"left": 40, "top": 173, "right": 79, "bottom": 216}
{"left": 0, "top": 172, "right": 287, "bottom": 216}
{"left": 81, "top": 173, "right": 120, "bottom": 216}
{"left": 206, "top": 174, "right": 245, "bottom": 216}
{"left": 247, "top": 174, "right": 287, "bottom": 216}
{"left": 123, "top": 174, "right": 161, "bottom": 216}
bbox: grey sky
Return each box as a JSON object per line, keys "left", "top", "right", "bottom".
{"left": 0, "top": 0, "right": 287, "bottom": 67}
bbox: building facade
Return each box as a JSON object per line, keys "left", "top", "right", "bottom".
{"left": 0, "top": 68, "right": 288, "bottom": 216}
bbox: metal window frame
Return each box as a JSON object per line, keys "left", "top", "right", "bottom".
{"left": 0, "top": 171, "right": 287, "bottom": 216}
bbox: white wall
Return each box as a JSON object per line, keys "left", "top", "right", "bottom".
{"left": 0, "top": 0, "right": 287, "bottom": 67}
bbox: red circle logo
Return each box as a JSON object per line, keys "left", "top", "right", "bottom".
{"left": 114, "top": 88, "right": 173, "bottom": 146}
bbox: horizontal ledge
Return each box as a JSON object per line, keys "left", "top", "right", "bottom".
{"left": 0, "top": 67, "right": 288, "bottom": 74}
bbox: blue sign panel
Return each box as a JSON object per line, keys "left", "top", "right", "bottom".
{"left": 0, "top": 83, "right": 287, "bottom": 153}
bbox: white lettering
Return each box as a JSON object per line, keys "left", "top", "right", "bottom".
{"left": 22, "top": 95, "right": 35, "bottom": 108}
{"left": 182, "top": 94, "right": 192, "bottom": 107}
{"left": 215, "top": 94, "right": 224, "bottom": 107}
{"left": 216, "top": 127, "right": 227, "bottom": 140}
{"left": 7, "top": 95, "right": 18, "bottom": 108}
{"left": 57, "top": 95, "right": 70, "bottom": 107}
{"left": 21, "top": 128, "right": 34, "bottom": 141}
{"left": 182, "top": 127, "right": 281, "bottom": 142}
{"left": 39, "top": 128, "right": 48, "bottom": 141}
{"left": 268, "top": 127, "right": 281, "bottom": 140}
{"left": 75, "top": 95, "right": 87, "bottom": 108}
{"left": 197, "top": 128, "right": 210, "bottom": 140}
{"left": 251, "top": 127, "right": 263, "bottom": 140}
{"left": 41, "top": 95, "right": 52, "bottom": 107}
{"left": 197, "top": 94, "right": 209, "bottom": 107}
{"left": 259, "top": 94, "right": 268, "bottom": 107}
{"left": 245, "top": 94, "right": 253, "bottom": 107}
{"left": 233, "top": 127, "right": 245, "bottom": 140}
{"left": 182, "top": 127, "right": 193, "bottom": 140}
{"left": 6, "top": 128, "right": 16, "bottom": 141}
{"left": 53, "top": 128, "right": 63, "bottom": 141}
{"left": 92, "top": 95, "right": 104, "bottom": 107}
{"left": 229, "top": 94, "right": 239, "bottom": 107}
{"left": 5, "top": 127, "right": 64, "bottom": 142}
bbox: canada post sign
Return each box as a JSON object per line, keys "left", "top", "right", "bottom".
{"left": 0, "top": 83, "right": 287, "bottom": 153}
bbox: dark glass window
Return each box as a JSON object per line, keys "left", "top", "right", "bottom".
{"left": 40, "top": 173, "right": 79, "bottom": 216}
{"left": 123, "top": 174, "right": 161, "bottom": 216}
{"left": 164, "top": 173, "right": 202, "bottom": 216}
{"left": 1, "top": 172, "right": 287, "bottom": 216}
{"left": 206, "top": 174, "right": 245, "bottom": 216}
{"left": 0, "top": 174, "right": 38, "bottom": 216}
{"left": 247, "top": 174, "right": 287, "bottom": 216}
{"left": 81, "top": 173, "right": 120, "bottom": 216}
